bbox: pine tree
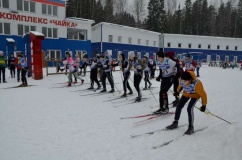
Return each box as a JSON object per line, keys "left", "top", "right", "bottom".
{"left": 104, "top": 0, "right": 114, "bottom": 23}
{"left": 146, "top": 0, "right": 166, "bottom": 33}
{"left": 237, "top": 0, "right": 242, "bottom": 37}
{"left": 183, "top": 0, "right": 193, "bottom": 34}
{"left": 93, "top": 0, "right": 105, "bottom": 24}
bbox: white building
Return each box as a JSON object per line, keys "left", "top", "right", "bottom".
{"left": 0, "top": 0, "right": 94, "bottom": 61}
{"left": 160, "top": 34, "right": 242, "bottom": 62}
{"left": 92, "top": 22, "right": 160, "bottom": 59}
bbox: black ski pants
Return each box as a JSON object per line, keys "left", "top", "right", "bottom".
{"left": 134, "top": 72, "right": 142, "bottom": 97}
{"left": 159, "top": 76, "right": 173, "bottom": 109}
{"left": 123, "top": 71, "right": 132, "bottom": 93}
{"left": 102, "top": 71, "right": 114, "bottom": 90}
{"left": 90, "top": 68, "right": 100, "bottom": 87}
{"left": 0, "top": 67, "right": 6, "bottom": 82}
{"left": 21, "top": 67, "right": 28, "bottom": 84}
{"left": 144, "top": 71, "right": 151, "bottom": 88}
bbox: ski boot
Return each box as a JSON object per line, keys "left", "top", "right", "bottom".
{"left": 166, "top": 121, "right": 178, "bottom": 130}
{"left": 100, "top": 89, "right": 107, "bottom": 93}
{"left": 135, "top": 96, "right": 141, "bottom": 102}
{"left": 109, "top": 88, "right": 115, "bottom": 93}
{"left": 148, "top": 83, "right": 152, "bottom": 88}
{"left": 87, "top": 86, "right": 94, "bottom": 90}
{"left": 67, "top": 83, "right": 71, "bottom": 87}
{"left": 81, "top": 79, "right": 84, "bottom": 84}
{"left": 121, "top": 93, "right": 127, "bottom": 97}
{"left": 184, "top": 125, "right": 194, "bottom": 135}
{"left": 128, "top": 90, "right": 133, "bottom": 95}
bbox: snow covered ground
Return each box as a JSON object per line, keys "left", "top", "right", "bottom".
{"left": 0, "top": 65, "right": 242, "bottom": 160}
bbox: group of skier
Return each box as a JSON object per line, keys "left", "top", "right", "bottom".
{"left": 61, "top": 49, "right": 207, "bottom": 135}
{"left": 0, "top": 51, "right": 28, "bottom": 86}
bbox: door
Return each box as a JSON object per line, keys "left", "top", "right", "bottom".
{"left": 234, "top": 56, "right": 238, "bottom": 62}
{"left": 153, "top": 53, "right": 157, "bottom": 61}
{"left": 225, "top": 56, "right": 229, "bottom": 62}
{"left": 137, "top": 52, "right": 141, "bottom": 59}
{"left": 117, "top": 51, "right": 122, "bottom": 60}
{"left": 216, "top": 55, "right": 220, "bottom": 62}
{"left": 207, "top": 55, "right": 211, "bottom": 63}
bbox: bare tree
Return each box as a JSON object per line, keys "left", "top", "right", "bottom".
{"left": 133, "top": 0, "right": 146, "bottom": 27}
{"left": 166, "top": 0, "right": 177, "bottom": 33}
{"left": 114, "top": 0, "right": 127, "bottom": 14}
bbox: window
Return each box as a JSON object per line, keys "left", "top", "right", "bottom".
{"left": 178, "top": 43, "right": 181, "bottom": 48}
{"left": 53, "top": 6, "right": 57, "bottom": 16}
{"left": 18, "top": 24, "right": 36, "bottom": 35}
{"left": 128, "top": 37, "right": 132, "bottom": 44}
{"left": 188, "top": 44, "right": 192, "bottom": 48}
{"left": 108, "top": 35, "right": 113, "bottom": 42}
{"left": 0, "top": 22, "right": 10, "bottom": 34}
{"left": 17, "top": 0, "right": 35, "bottom": 12}
{"left": 167, "top": 42, "right": 170, "bottom": 47}
{"left": 208, "top": 44, "right": 211, "bottom": 49}
{"left": 48, "top": 50, "right": 61, "bottom": 60}
{"left": 217, "top": 45, "right": 220, "bottom": 50}
{"left": 0, "top": 0, "right": 9, "bottom": 8}
{"left": 67, "top": 28, "right": 87, "bottom": 40}
{"left": 146, "top": 40, "right": 149, "bottom": 46}
{"left": 153, "top": 41, "right": 156, "bottom": 46}
{"left": 226, "top": 45, "right": 229, "bottom": 50}
{"left": 42, "top": 27, "right": 58, "bottom": 38}
{"left": 42, "top": 4, "right": 46, "bottom": 14}
{"left": 118, "top": 36, "right": 122, "bottom": 43}
{"left": 198, "top": 44, "right": 201, "bottom": 48}
{"left": 138, "top": 39, "right": 141, "bottom": 44}
{"left": 42, "top": 4, "right": 58, "bottom": 16}
{"left": 235, "top": 46, "right": 238, "bottom": 50}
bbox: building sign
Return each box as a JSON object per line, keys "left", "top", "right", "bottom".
{"left": 0, "top": 12, "right": 77, "bottom": 28}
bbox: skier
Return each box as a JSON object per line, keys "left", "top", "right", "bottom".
{"left": 8, "top": 53, "right": 16, "bottom": 78}
{"left": 182, "top": 53, "right": 196, "bottom": 71}
{"left": 142, "top": 53, "right": 152, "bottom": 90}
{"left": 196, "top": 60, "right": 201, "bottom": 77}
{"left": 85, "top": 55, "right": 101, "bottom": 90}
{"left": 17, "top": 52, "right": 28, "bottom": 86}
{"left": 66, "top": 52, "right": 84, "bottom": 87}
{"left": 166, "top": 71, "right": 207, "bottom": 135}
{"left": 128, "top": 52, "right": 146, "bottom": 102}
{"left": 165, "top": 51, "right": 183, "bottom": 107}
{"left": 15, "top": 53, "right": 22, "bottom": 82}
{"left": 149, "top": 56, "right": 156, "bottom": 79}
{"left": 112, "top": 53, "right": 133, "bottom": 97}
{"left": 73, "top": 54, "right": 81, "bottom": 83}
{"left": 0, "top": 51, "right": 7, "bottom": 83}
{"left": 98, "top": 53, "right": 115, "bottom": 93}
{"left": 153, "top": 50, "right": 178, "bottom": 115}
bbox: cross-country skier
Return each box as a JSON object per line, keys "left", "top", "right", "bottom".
{"left": 153, "top": 50, "right": 178, "bottom": 115}
{"left": 142, "top": 53, "right": 152, "bottom": 90}
{"left": 112, "top": 53, "right": 133, "bottom": 97}
{"left": 98, "top": 53, "right": 115, "bottom": 93}
{"left": 66, "top": 52, "right": 84, "bottom": 87}
{"left": 128, "top": 52, "right": 146, "bottom": 102}
{"left": 166, "top": 71, "right": 207, "bottom": 135}
{"left": 182, "top": 53, "right": 196, "bottom": 71}
{"left": 85, "top": 55, "right": 101, "bottom": 90}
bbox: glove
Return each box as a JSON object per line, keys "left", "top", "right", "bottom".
{"left": 156, "top": 77, "right": 160, "bottom": 82}
{"left": 173, "top": 92, "right": 179, "bottom": 97}
{"left": 200, "top": 105, "right": 206, "bottom": 112}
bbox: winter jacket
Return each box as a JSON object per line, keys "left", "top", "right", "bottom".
{"left": 177, "top": 71, "right": 207, "bottom": 106}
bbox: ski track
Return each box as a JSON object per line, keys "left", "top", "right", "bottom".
{"left": 0, "top": 66, "right": 242, "bottom": 160}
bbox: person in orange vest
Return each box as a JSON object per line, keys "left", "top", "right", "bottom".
{"left": 166, "top": 71, "right": 207, "bottom": 135}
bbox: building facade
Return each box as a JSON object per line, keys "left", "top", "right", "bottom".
{"left": 0, "top": 0, "right": 94, "bottom": 62}
{"left": 160, "top": 34, "right": 242, "bottom": 62}
{"left": 92, "top": 22, "right": 160, "bottom": 60}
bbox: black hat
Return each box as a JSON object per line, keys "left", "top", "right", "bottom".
{"left": 181, "top": 71, "right": 193, "bottom": 81}
{"left": 185, "top": 53, "right": 190, "bottom": 58}
{"left": 83, "top": 53, "right": 88, "bottom": 58}
{"left": 156, "top": 50, "right": 165, "bottom": 58}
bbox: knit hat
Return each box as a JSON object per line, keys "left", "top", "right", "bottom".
{"left": 156, "top": 50, "right": 165, "bottom": 58}
{"left": 128, "top": 51, "right": 135, "bottom": 58}
{"left": 143, "top": 53, "right": 149, "bottom": 59}
{"left": 181, "top": 71, "right": 193, "bottom": 81}
{"left": 165, "top": 51, "right": 174, "bottom": 59}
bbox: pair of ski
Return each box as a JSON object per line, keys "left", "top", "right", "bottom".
{"left": 112, "top": 97, "right": 151, "bottom": 107}
{"left": 152, "top": 127, "right": 208, "bottom": 149}
{"left": 3, "top": 84, "right": 36, "bottom": 89}
{"left": 121, "top": 111, "right": 175, "bottom": 124}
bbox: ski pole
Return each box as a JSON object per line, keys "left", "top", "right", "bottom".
{"left": 195, "top": 106, "right": 232, "bottom": 124}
